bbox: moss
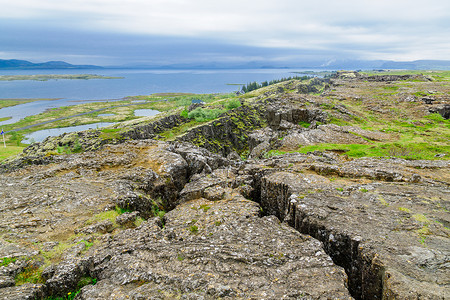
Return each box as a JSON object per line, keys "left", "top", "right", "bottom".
{"left": 298, "top": 121, "right": 311, "bottom": 128}
{"left": 41, "top": 241, "right": 75, "bottom": 264}
{"left": 412, "top": 214, "right": 431, "bottom": 223}
{"left": 199, "top": 204, "right": 211, "bottom": 212}
{"left": 76, "top": 276, "right": 97, "bottom": 290}
{"left": 189, "top": 225, "right": 198, "bottom": 234}
{"left": 416, "top": 225, "right": 431, "bottom": 235}
{"left": 90, "top": 210, "right": 120, "bottom": 224}
{"left": 398, "top": 207, "right": 411, "bottom": 213}
{"left": 99, "top": 128, "right": 123, "bottom": 140}
{"left": 0, "top": 257, "right": 17, "bottom": 267}
{"left": 378, "top": 196, "right": 389, "bottom": 207}
{"left": 15, "top": 264, "right": 44, "bottom": 285}
{"left": 177, "top": 254, "right": 185, "bottom": 261}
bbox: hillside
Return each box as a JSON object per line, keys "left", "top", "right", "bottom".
{"left": 0, "top": 59, "right": 102, "bottom": 69}
{"left": 0, "top": 72, "right": 448, "bottom": 299}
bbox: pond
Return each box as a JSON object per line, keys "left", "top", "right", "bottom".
{"left": 134, "top": 109, "right": 160, "bottom": 117}
{"left": 23, "top": 122, "right": 114, "bottom": 144}
{"left": 98, "top": 114, "right": 115, "bottom": 117}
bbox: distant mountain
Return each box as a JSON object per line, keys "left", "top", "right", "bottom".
{"left": 307, "top": 59, "right": 450, "bottom": 70}
{"left": 115, "top": 59, "right": 450, "bottom": 71}
{"left": 5, "top": 58, "right": 449, "bottom": 71}
{"left": 0, "top": 59, "right": 102, "bottom": 69}
{"left": 380, "top": 60, "right": 450, "bottom": 70}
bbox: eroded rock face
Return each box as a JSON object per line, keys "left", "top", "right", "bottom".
{"left": 176, "top": 104, "right": 267, "bottom": 156}
{"left": 249, "top": 153, "right": 450, "bottom": 299}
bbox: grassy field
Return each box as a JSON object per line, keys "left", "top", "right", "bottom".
{"left": 0, "top": 93, "right": 237, "bottom": 161}
{"left": 290, "top": 71, "right": 450, "bottom": 160}
{"left": 0, "top": 98, "right": 61, "bottom": 109}
{"left": 361, "top": 70, "right": 450, "bottom": 81}
{"left": 0, "top": 145, "right": 25, "bottom": 161}
{"left": 1, "top": 71, "right": 448, "bottom": 162}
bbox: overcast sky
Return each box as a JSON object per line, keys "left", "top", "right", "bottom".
{"left": 1, "top": 0, "right": 449, "bottom": 66}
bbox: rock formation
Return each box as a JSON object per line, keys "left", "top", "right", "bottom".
{"left": 0, "top": 74, "right": 448, "bottom": 299}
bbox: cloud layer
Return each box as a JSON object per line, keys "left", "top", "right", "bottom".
{"left": 1, "top": 0, "right": 449, "bottom": 64}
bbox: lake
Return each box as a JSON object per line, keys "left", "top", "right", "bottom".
{"left": 0, "top": 68, "right": 310, "bottom": 126}
{"left": 22, "top": 122, "right": 115, "bottom": 144}
{"left": 134, "top": 109, "right": 160, "bottom": 117}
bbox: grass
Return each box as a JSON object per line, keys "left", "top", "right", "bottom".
{"left": 270, "top": 137, "right": 449, "bottom": 160}
{"left": 361, "top": 70, "right": 450, "bottom": 81}
{"left": 298, "top": 121, "right": 311, "bottom": 128}
{"left": 15, "top": 264, "right": 44, "bottom": 285}
{"left": 41, "top": 241, "right": 78, "bottom": 264}
{"left": 199, "top": 204, "right": 211, "bottom": 212}
{"left": 44, "top": 276, "right": 97, "bottom": 300}
{"left": 0, "top": 257, "right": 17, "bottom": 267}
{"left": 87, "top": 209, "right": 120, "bottom": 226}
{"left": 129, "top": 93, "right": 236, "bottom": 112}
{"left": 98, "top": 128, "right": 123, "bottom": 140}
{"left": 296, "top": 96, "right": 450, "bottom": 160}
{"left": 1, "top": 73, "right": 449, "bottom": 163}
{"left": 0, "top": 145, "right": 25, "bottom": 162}
{"left": 189, "top": 225, "right": 199, "bottom": 234}
{"left": 0, "top": 92, "right": 238, "bottom": 161}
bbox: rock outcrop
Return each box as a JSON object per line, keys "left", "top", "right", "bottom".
{"left": 0, "top": 73, "right": 449, "bottom": 299}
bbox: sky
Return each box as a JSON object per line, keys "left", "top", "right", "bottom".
{"left": 1, "top": 0, "right": 449, "bottom": 67}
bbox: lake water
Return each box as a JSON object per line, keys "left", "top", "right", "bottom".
{"left": 22, "top": 122, "right": 114, "bottom": 144}
{"left": 134, "top": 109, "right": 160, "bottom": 117}
{"left": 0, "top": 68, "right": 307, "bottom": 125}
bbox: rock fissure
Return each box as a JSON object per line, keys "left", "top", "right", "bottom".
{"left": 246, "top": 160, "right": 449, "bottom": 299}
{"left": 251, "top": 175, "right": 372, "bottom": 299}
{"left": 1, "top": 74, "right": 449, "bottom": 299}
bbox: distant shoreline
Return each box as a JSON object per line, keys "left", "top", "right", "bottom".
{"left": 0, "top": 74, "right": 124, "bottom": 81}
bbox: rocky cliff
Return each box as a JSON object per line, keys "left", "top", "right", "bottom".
{"left": 0, "top": 74, "right": 448, "bottom": 299}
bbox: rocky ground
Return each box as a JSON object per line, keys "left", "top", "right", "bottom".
{"left": 0, "top": 73, "right": 448, "bottom": 299}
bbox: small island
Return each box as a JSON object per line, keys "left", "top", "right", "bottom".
{"left": 0, "top": 74, "right": 124, "bottom": 81}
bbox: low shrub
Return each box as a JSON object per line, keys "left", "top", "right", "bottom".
{"left": 187, "top": 107, "right": 225, "bottom": 122}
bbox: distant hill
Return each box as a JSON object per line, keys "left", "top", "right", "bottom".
{"left": 0, "top": 59, "right": 102, "bottom": 69}
{"left": 3, "top": 58, "right": 450, "bottom": 71}
{"left": 380, "top": 60, "right": 450, "bottom": 70}
{"left": 115, "top": 59, "right": 450, "bottom": 71}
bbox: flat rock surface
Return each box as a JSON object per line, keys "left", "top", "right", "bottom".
{"left": 281, "top": 124, "right": 391, "bottom": 149}
{"left": 77, "top": 197, "right": 351, "bottom": 299}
